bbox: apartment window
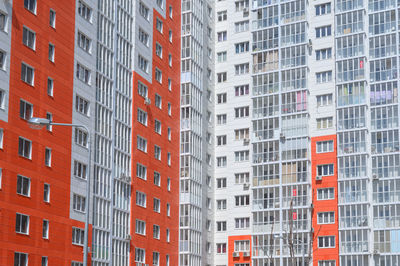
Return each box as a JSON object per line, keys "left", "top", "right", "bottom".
{"left": 167, "top": 178, "right": 171, "bottom": 191}
{"left": 217, "top": 156, "right": 227, "bottom": 167}
{"left": 317, "top": 117, "right": 333, "bottom": 129}
{"left": 316, "top": 71, "right": 332, "bottom": 83}
{"left": 49, "top": 9, "right": 56, "bottom": 28}
{"left": 235, "top": 217, "right": 250, "bottom": 229}
{"left": 71, "top": 262, "right": 83, "bottom": 266}
{"left": 317, "top": 94, "right": 333, "bottom": 107}
{"left": 139, "top": 2, "right": 149, "bottom": 20}
{"left": 154, "top": 171, "right": 161, "bottom": 186}
{"left": 154, "top": 145, "right": 161, "bottom": 160}
{"left": 235, "top": 0, "right": 249, "bottom": 11}
{"left": 316, "top": 25, "right": 332, "bottom": 38}
{"left": 317, "top": 164, "right": 334, "bottom": 176}
{"left": 217, "top": 11, "right": 227, "bottom": 22}
{"left": 153, "top": 224, "right": 160, "bottom": 239}
{"left": 136, "top": 163, "right": 147, "bottom": 180}
{"left": 135, "top": 219, "right": 146, "bottom": 235}
{"left": 217, "top": 199, "right": 227, "bottom": 210}
{"left": 316, "top": 48, "right": 332, "bottom": 60}
{"left": 136, "top": 191, "right": 146, "bottom": 207}
{"left": 167, "top": 127, "right": 171, "bottom": 141}
{"left": 235, "top": 172, "right": 250, "bottom": 184}
{"left": 18, "top": 137, "right": 32, "bottom": 159}
{"left": 235, "top": 106, "right": 249, "bottom": 118}
{"left": 15, "top": 213, "right": 29, "bottom": 234}
{"left": 217, "top": 51, "right": 227, "bottom": 62}
{"left": 47, "top": 78, "right": 53, "bottom": 96}
{"left": 75, "top": 128, "right": 88, "bottom": 147}
{"left": 135, "top": 248, "right": 145, "bottom": 263}
{"left": 0, "top": 50, "right": 5, "bottom": 70}
{"left": 216, "top": 135, "right": 227, "bottom": 146}
{"left": 156, "top": 0, "right": 164, "bottom": 9}
{"left": 155, "top": 94, "right": 162, "bottom": 108}
{"left": 217, "top": 114, "right": 227, "bottom": 125}
{"left": 217, "top": 31, "right": 227, "bottom": 42}
{"left": 17, "top": 175, "right": 30, "bottom": 197}
{"left": 234, "top": 149, "right": 250, "bottom": 162}
{"left": 48, "top": 43, "right": 55, "bottom": 62}
{"left": 156, "top": 18, "right": 163, "bottom": 33}
{"left": 75, "top": 95, "right": 89, "bottom": 115}
{"left": 138, "top": 81, "right": 148, "bottom": 98}
{"left": 137, "top": 108, "right": 147, "bottom": 126}
{"left": 14, "top": 252, "right": 28, "bottom": 266}
{"left": 167, "top": 152, "right": 171, "bottom": 165}
{"left": 235, "top": 20, "right": 249, "bottom": 33}
{"left": 318, "top": 236, "right": 335, "bottom": 248}
{"left": 137, "top": 136, "right": 147, "bottom": 152}
{"left": 19, "top": 100, "right": 33, "bottom": 120}
{"left": 234, "top": 240, "right": 250, "bottom": 251}
{"left": 235, "top": 42, "right": 249, "bottom": 54}
{"left": 235, "top": 85, "right": 249, "bottom": 96}
{"left": 166, "top": 229, "right": 170, "bottom": 242}
{"left": 216, "top": 221, "right": 227, "bottom": 232}
{"left": 77, "top": 32, "right": 91, "bottom": 53}
{"left": 76, "top": 63, "right": 90, "bottom": 84}
{"left": 216, "top": 243, "right": 227, "bottom": 254}
{"left": 168, "top": 103, "right": 171, "bottom": 115}
{"left": 0, "top": 12, "right": 7, "bottom": 32}
{"left": 0, "top": 129, "right": 3, "bottom": 149}
{"left": 235, "top": 63, "right": 249, "bottom": 75}
{"left": 138, "top": 28, "right": 149, "bottom": 46}
{"left": 217, "top": 178, "right": 227, "bottom": 188}
{"left": 21, "top": 63, "right": 34, "bottom": 85}
{"left": 74, "top": 160, "right": 87, "bottom": 179}
{"left": 73, "top": 194, "right": 86, "bottom": 213}
{"left": 42, "top": 220, "right": 49, "bottom": 239}
{"left": 166, "top": 203, "right": 170, "bottom": 216}
{"left": 235, "top": 195, "right": 250, "bottom": 206}
{"left": 72, "top": 227, "right": 84, "bottom": 245}
{"left": 22, "top": 27, "right": 35, "bottom": 50}
{"left": 217, "top": 72, "right": 227, "bottom": 83}
{"left": 168, "top": 54, "right": 172, "bottom": 66}
{"left": 44, "top": 148, "right": 51, "bottom": 166}
{"left": 78, "top": 1, "right": 92, "bottom": 22}
{"left": 41, "top": 257, "right": 48, "bottom": 266}
{"left": 317, "top": 212, "right": 335, "bottom": 224}
{"left": 0, "top": 90, "right": 4, "bottom": 109}
{"left": 155, "top": 68, "right": 162, "bottom": 83}
{"left": 138, "top": 55, "right": 149, "bottom": 73}
{"left": 24, "top": 0, "right": 36, "bottom": 13}
{"left": 153, "top": 198, "right": 160, "bottom": 212}
{"left": 43, "top": 183, "right": 50, "bottom": 202}
{"left": 317, "top": 188, "right": 334, "bottom": 200}
{"left": 169, "top": 30, "right": 172, "bottom": 42}
{"left": 235, "top": 128, "right": 249, "bottom": 140}
{"left": 169, "top": 5, "right": 173, "bottom": 18}
{"left": 317, "top": 140, "right": 334, "bottom": 153}
{"left": 316, "top": 3, "right": 331, "bottom": 15}
{"left": 155, "top": 42, "right": 162, "bottom": 58}
{"left": 217, "top": 93, "right": 227, "bottom": 104}
{"left": 318, "top": 261, "right": 336, "bottom": 266}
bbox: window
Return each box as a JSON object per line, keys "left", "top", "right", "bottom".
{"left": 316, "top": 25, "right": 332, "bottom": 38}
{"left": 318, "top": 260, "right": 336, "bottom": 266}
{"left": 317, "top": 212, "right": 335, "bottom": 224}
{"left": 136, "top": 191, "right": 146, "bottom": 207}
{"left": 156, "top": 0, "right": 164, "bottom": 9}
{"left": 76, "top": 63, "right": 90, "bottom": 84}
{"left": 217, "top": 11, "right": 227, "bottom": 21}
{"left": 235, "top": 128, "right": 249, "bottom": 140}
{"left": 167, "top": 152, "right": 171, "bottom": 165}
{"left": 0, "top": 129, "right": 3, "bottom": 149}
{"left": 167, "top": 127, "right": 171, "bottom": 141}
{"left": 235, "top": 42, "right": 249, "bottom": 54}
{"left": 168, "top": 30, "right": 172, "bottom": 42}
{"left": 14, "top": 252, "right": 28, "bottom": 266}
{"left": 24, "top": 0, "right": 36, "bottom": 13}
{"left": 136, "top": 163, "right": 147, "bottom": 180}
{"left": 78, "top": 1, "right": 92, "bottom": 21}
{"left": 154, "top": 145, "right": 161, "bottom": 160}
{"left": 156, "top": 18, "right": 163, "bottom": 33}
{"left": 71, "top": 262, "right": 83, "bottom": 266}
{"left": 77, "top": 32, "right": 91, "bottom": 53}
{"left": 235, "top": 20, "right": 249, "bottom": 33}
{"left": 216, "top": 221, "right": 227, "bottom": 232}
{"left": 49, "top": 9, "right": 56, "bottom": 28}
{"left": 168, "top": 54, "right": 172, "bottom": 66}
{"left": 317, "top": 188, "right": 334, "bottom": 200}
{"left": 21, "top": 63, "right": 34, "bottom": 85}
{"left": 235, "top": 195, "right": 250, "bottom": 206}
{"left": 166, "top": 178, "right": 171, "bottom": 191}
{"left": 235, "top": 106, "right": 249, "bottom": 118}
{"left": 153, "top": 224, "right": 160, "bottom": 239}
{"left": 216, "top": 243, "right": 227, "bottom": 254}
{"left": 0, "top": 50, "right": 5, "bottom": 70}
{"left": 135, "top": 248, "right": 145, "bottom": 263}
{"left": 137, "top": 108, "right": 147, "bottom": 126}
{"left": 234, "top": 240, "right": 250, "bottom": 251}
{"left": 75, "top": 128, "right": 88, "bottom": 147}
{"left": 216, "top": 135, "right": 227, "bottom": 146}
{"left": 138, "top": 81, "right": 148, "bottom": 98}
{"left": 17, "top": 175, "right": 30, "bottom": 197}
{"left": 169, "top": 5, "right": 173, "bottom": 18}
{"left": 139, "top": 2, "right": 149, "bottom": 20}
{"left": 43, "top": 183, "right": 50, "bottom": 202}
{"left": 155, "top": 42, "right": 162, "bottom": 58}
{"left": 235, "top": 217, "right": 250, "bottom": 229}
{"left": 41, "top": 256, "right": 48, "bottom": 266}
{"left": 44, "top": 148, "right": 51, "bottom": 166}
{"left": 317, "top": 94, "right": 333, "bottom": 107}
{"left": 217, "top": 114, "right": 227, "bottom": 125}
{"left": 153, "top": 198, "right": 160, "bottom": 212}
{"left": 217, "top": 93, "right": 227, "bottom": 104}
{"left": 166, "top": 203, "right": 170, "bottom": 216}
{"left": 137, "top": 136, "right": 147, "bottom": 152}
{"left": 138, "top": 55, "right": 149, "bottom": 73}
{"left": 317, "top": 164, "right": 334, "bottom": 176}
{"left": 0, "top": 90, "right": 4, "bottom": 109}
{"left": 315, "top": 3, "right": 331, "bottom": 15}
{"left": 72, "top": 227, "right": 84, "bottom": 245}
{"left": 317, "top": 117, "right": 333, "bottom": 129}
{"left": 22, "top": 27, "right": 35, "bottom": 50}
{"left": 217, "top": 51, "right": 227, "bottom": 62}
{"left": 235, "top": 150, "right": 249, "bottom": 162}
{"left": 48, "top": 43, "right": 55, "bottom": 62}
{"left": 217, "top": 31, "right": 227, "bottom": 42}
{"left": 138, "top": 28, "right": 149, "bottom": 46}
{"left": 73, "top": 194, "right": 86, "bottom": 213}
{"left": 318, "top": 236, "right": 335, "bottom": 248}
{"left": 235, "top": 63, "right": 249, "bottom": 75}
{"left": 154, "top": 171, "right": 161, "bottom": 186}
{"left": 16, "top": 213, "right": 29, "bottom": 234}
{"left": 235, "top": 85, "right": 249, "bottom": 96}
{"left": 316, "top": 71, "right": 332, "bottom": 83}
{"left": 18, "top": 137, "right": 32, "bottom": 159}
{"left": 217, "top": 156, "right": 227, "bottom": 167}
{"left": 316, "top": 48, "right": 332, "bottom": 60}
{"left": 317, "top": 140, "right": 334, "bottom": 153}
{"left": 47, "top": 78, "right": 54, "bottom": 96}
{"left": 74, "top": 160, "right": 87, "bottom": 179}
{"left": 168, "top": 103, "right": 171, "bottom": 115}
{"left": 217, "top": 178, "right": 227, "bottom": 188}
{"left": 166, "top": 228, "right": 170, "bottom": 242}
{"left": 155, "top": 94, "right": 162, "bottom": 108}
{"left": 42, "top": 220, "right": 49, "bottom": 239}
{"left": 217, "top": 72, "right": 227, "bottom": 83}
{"left": 75, "top": 96, "right": 89, "bottom": 116}
{"left": 217, "top": 199, "right": 227, "bottom": 210}
{"left": 0, "top": 12, "right": 7, "bottom": 32}
{"left": 155, "top": 68, "right": 162, "bottom": 83}
{"left": 235, "top": 172, "right": 250, "bottom": 184}
{"left": 19, "top": 100, "right": 33, "bottom": 120}
{"left": 135, "top": 219, "right": 146, "bottom": 235}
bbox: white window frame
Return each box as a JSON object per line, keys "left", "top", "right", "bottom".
{"left": 15, "top": 213, "right": 30, "bottom": 234}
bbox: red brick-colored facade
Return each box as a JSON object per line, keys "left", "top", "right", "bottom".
{"left": 228, "top": 235, "right": 252, "bottom": 266}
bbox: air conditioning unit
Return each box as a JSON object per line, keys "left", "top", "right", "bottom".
{"left": 120, "top": 173, "right": 131, "bottom": 183}
{"left": 373, "top": 249, "right": 380, "bottom": 256}
{"left": 233, "top": 252, "right": 240, "bottom": 257}
{"left": 243, "top": 138, "right": 250, "bottom": 145}
{"left": 243, "top": 183, "right": 250, "bottom": 190}
{"left": 280, "top": 133, "right": 286, "bottom": 142}
{"left": 243, "top": 251, "right": 250, "bottom": 257}
{"left": 144, "top": 97, "right": 151, "bottom": 105}
{"left": 243, "top": 7, "right": 249, "bottom": 16}
{"left": 316, "top": 176, "right": 322, "bottom": 181}
{"left": 372, "top": 174, "right": 378, "bottom": 180}
{"left": 125, "top": 234, "right": 131, "bottom": 240}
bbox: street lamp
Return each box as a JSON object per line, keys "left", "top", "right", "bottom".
{"left": 28, "top": 117, "right": 91, "bottom": 266}
{"left": 274, "top": 234, "right": 306, "bottom": 266}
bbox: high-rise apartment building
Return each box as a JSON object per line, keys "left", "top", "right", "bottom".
{"left": 0, "top": 0, "right": 180, "bottom": 265}
{"left": 179, "top": 0, "right": 400, "bottom": 265}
